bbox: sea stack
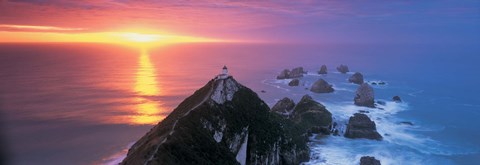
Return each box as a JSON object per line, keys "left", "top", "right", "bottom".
{"left": 360, "top": 156, "right": 381, "bottom": 165}
{"left": 392, "top": 96, "right": 402, "bottom": 102}
{"left": 348, "top": 72, "right": 364, "bottom": 85}
{"left": 345, "top": 113, "right": 382, "bottom": 140}
{"left": 318, "top": 65, "right": 327, "bottom": 74}
{"left": 336, "top": 64, "right": 349, "bottom": 74}
{"left": 310, "top": 79, "right": 334, "bottom": 93}
{"left": 288, "top": 79, "right": 300, "bottom": 86}
{"left": 122, "top": 67, "right": 310, "bottom": 165}
{"left": 276, "top": 67, "right": 306, "bottom": 79}
{"left": 354, "top": 83, "right": 375, "bottom": 107}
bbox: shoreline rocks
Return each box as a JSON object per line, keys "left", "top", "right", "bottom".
{"left": 271, "top": 97, "right": 296, "bottom": 116}
{"left": 288, "top": 79, "right": 300, "bottom": 86}
{"left": 348, "top": 72, "right": 364, "bottom": 85}
{"left": 354, "top": 83, "right": 375, "bottom": 107}
{"left": 310, "top": 79, "right": 334, "bottom": 93}
{"left": 336, "top": 64, "right": 349, "bottom": 74}
{"left": 277, "top": 67, "right": 306, "bottom": 79}
{"left": 292, "top": 95, "right": 333, "bottom": 135}
{"left": 345, "top": 113, "right": 382, "bottom": 140}
{"left": 360, "top": 156, "right": 381, "bottom": 165}
{"left": 318, "top": 65, "right": 327, "bottom": 74}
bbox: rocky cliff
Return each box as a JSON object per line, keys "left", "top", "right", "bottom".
{"left": 122, "top": 76, "right": 310, "bottom": 165}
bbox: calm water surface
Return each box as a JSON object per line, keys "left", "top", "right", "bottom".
{"left": 0, "top": 43, "right": 479, "bottom": 164}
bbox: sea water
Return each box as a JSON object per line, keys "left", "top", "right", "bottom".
{"left": 0, "top": 43, "right": 479, "bottom": 164}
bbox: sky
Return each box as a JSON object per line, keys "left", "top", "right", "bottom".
{"left": 0, "top": 0, "right": 479, "bottom": 44}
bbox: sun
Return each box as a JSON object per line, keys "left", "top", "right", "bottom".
{"left": 121, "top": 32, "right": 161, "bottom": 43}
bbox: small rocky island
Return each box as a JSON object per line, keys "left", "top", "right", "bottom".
{"left": 288, "top": 79, "right": 300, "bottom": 86}
{"left": 345, "top": 113, "right": 382, "bottom": 140}
{"left": 336, "top": 64, "right": 349, "bottom": 74}
{"left": 318, "top": 65, "right": 327, "bottom": 74}
{"left": 277, "top": 67, "right": 306, "bottom": 79}
{"left": 310, "top": 79, "right": 334, "bottom": 93}
{"left": 349, "top": 72, "right": 364, "bottom": 85}
{"left": 354, "top": 83, "right": 375, "bottom": 107}
{"left": 360, "top": 156, "right": 381, "bottom": 165}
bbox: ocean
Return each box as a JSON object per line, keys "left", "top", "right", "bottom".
{"left": 0, "top": 43, "right": 479, "bottom": 164}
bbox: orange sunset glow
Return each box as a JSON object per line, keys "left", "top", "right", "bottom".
{"left": 0, "top": 25, "right": 226, "bottom": 46}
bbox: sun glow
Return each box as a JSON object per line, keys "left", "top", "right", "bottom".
{"left": 121, "top": 33, "right": 161, "bottom": 43}
{"left": 0, "top": 26, "right": 228, "bottom": 46}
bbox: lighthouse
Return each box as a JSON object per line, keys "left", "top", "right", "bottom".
{"left": 218, "top": 65, "right": 229, "bottom": 79}
{"left": 222, "top": 65, "right": 228, "bottom": 75}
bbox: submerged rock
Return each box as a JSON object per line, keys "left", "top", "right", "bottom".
{"left": 288, "top": 79, "right": 300, "bottom": 86}
{"left": 318, "top": 65, "right": 327, "bottom": 74}
{"left": 399, "top": 121, "right": 414, "bottom": 126}
{"left": 310, "top": 79, "right": 334, "bottom": 93}
{"left": 336, "top": 64, "right": 349, "bottom": 74}
{"left": 354, "top": 83, "right": 375, "bottom": 107}
{"left": 348, "top": 72, "right": 364, "bottom": 85}
{"left": 277, "top": 67, "right": 306, "bottom": 79}
{"left": 292, "top": 95, "right": 333, "bottom": 135}
{"left": 345, "top": 113, "right": 382, "bottom": 140}
{"left": 376, "top": 101, "right": 386, "bottom": 106}
{"left": 271, "top": 97, "right": 295, "bottom": 116}
{"left": 360, "top": 156, "right": 381, "bottom": 165}
{"left": 393, "top": 96, "right": 402, "bottom": 102}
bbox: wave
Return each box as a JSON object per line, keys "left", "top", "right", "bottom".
{"left": 101, "top": 142, "right": 134, "bottom": 165}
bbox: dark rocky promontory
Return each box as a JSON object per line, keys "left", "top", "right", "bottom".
{"left": 336, "top": 64, "right": 349, "bottom": 74}
{"left": 318, "top": 65, "right": 327, "bottom": 74}
{"left": 277, "top": 67, "right": 306, "bottom": 79}
{"left": 360, "top": 156, "right": 381, "bottom": 165}
{"left": 288, "top": 79, "right": 300, "bottom": 86}
{"left": 354, "top": 83, "right": 375, "bottom": 107}
{"left": 348, "top": 72, "right": 364, "bottom": 85}
{"left": 345, "top": 113, "right": 382, "bottom": 140}
{"left": 310, "top": 79, "right": 334, "bottom": 93}
{"left": 271, "top": 97, "right": 295, "bottom": 116}
{"left": 122, "top": 76, "right": 310, "bottom": 165}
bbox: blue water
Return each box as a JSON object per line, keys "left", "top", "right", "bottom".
{"left": 0, "top": 43, "right": 479, "bottom": 164}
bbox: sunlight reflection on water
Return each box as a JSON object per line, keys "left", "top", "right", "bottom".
{"left": 129, "top": 49, "right": 165, "bottom": 125}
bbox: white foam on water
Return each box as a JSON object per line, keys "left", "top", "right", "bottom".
{"left": 101, "top": 142, "right": 135, "bottom": 165}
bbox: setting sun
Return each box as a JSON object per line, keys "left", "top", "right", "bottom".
{"left": 121, "top": 33, "right": 161, "bottom": 43}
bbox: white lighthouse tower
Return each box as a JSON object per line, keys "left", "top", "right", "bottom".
{"left": 218, "top": 65, "right": 229, "bottom": 79}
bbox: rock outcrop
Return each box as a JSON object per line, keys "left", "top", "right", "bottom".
{"left": 348, "top": 72, "right": 364, "bottom": 85}
{"left": 288, "top": 79, "right": 300, "bottom": 86}
{"left": 318, "top": 65, "right": 327, "bottom": 74}
{"left": 354, "top": 83, "right": 375, "bottom": 107}
{"left": 392, "top": 96, "right": 402, "bottom": 102}
{"left": 360, "top": 156, "right": 381, "bottom": 165}
{"left": 122, "top": 76, "right": 310, "bottom": 165}
{"left": 292, "top": 95, "right": 332, "bottom": 135}
{"left": 310, "top": 79, "right": 334, "bottom": 93}
{"left": 271, "top": 97, "right": 296, "bottom": 116}
{"left": 345, "top": 113, "right": 382, "bottom": 140}
{"left": 277, "top": 67, "right": 306, "bottom": 79}
{"left": 277, "top": 69, "right": 291, "bottom": 79}
{"left": 336, "top": 64, "right": 349, "bottom": 74}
